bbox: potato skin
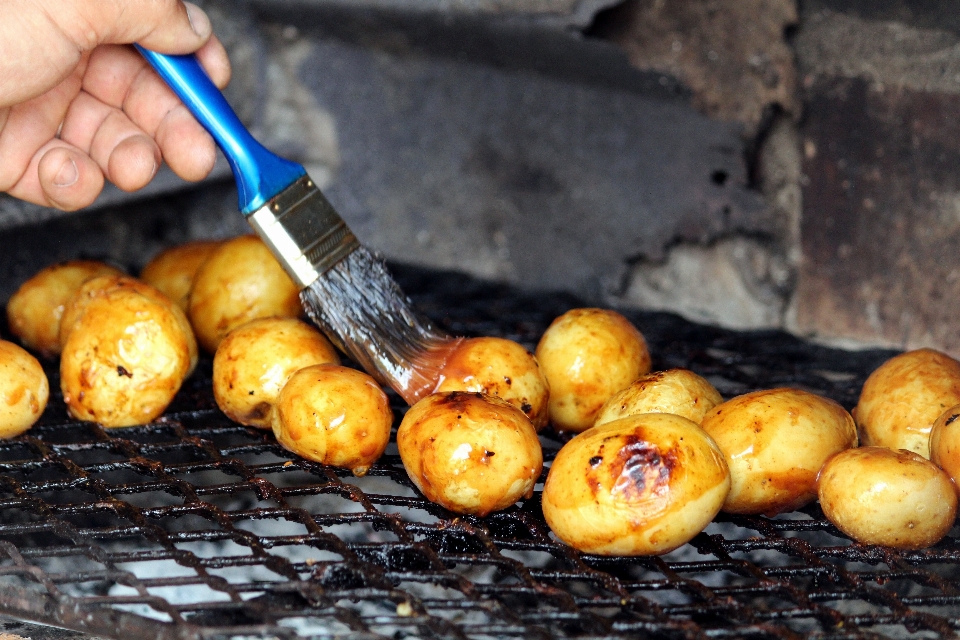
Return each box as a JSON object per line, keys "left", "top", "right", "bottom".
{"left": 188, "top": 235, "right": 301, "bottom": 353}
{"left": 273, "top": 364, "right": 392, "bottom": 476}
{"left": 854, "top": 349, "right": 960, "bottom": 458}
{"left": 929, "top": 403, "right": 960, "bottom": 496}
{"left": 818, "top": 447, "right": 957, "bottom": 549}
{"left": 595, "top": 368, "right": 722, "bottom": 427}
{"left": 213, "top": 317, "right": 339, "bottom": 428}
{"left": 434, "top": 337, "right": 550, "bottom": 430}
{"left": 140, "top": 240, "right": 222, "bottom": 311}
{"left": 60, "top": 281, "right": 194, "bottom": 427}
{"left": 701, "top": 388, "right": 857, "bottom": 515}
{"left": 542, "top": 413, "right": 730, "bottom": 556}
{"left": 6, "top": 260, "right": 124, "bottom": 356}
{"left": 397, "top": 391, "right": 543, "bottom": 517}
{"left": 535, "top": 308, "right": 651, "bottom": 433}
{"left": 0, "top": 340, "right": 49, "bottom": 438}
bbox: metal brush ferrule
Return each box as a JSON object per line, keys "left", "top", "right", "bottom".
{"left": 247, "top": 176, "right": 360, "bottom": 288}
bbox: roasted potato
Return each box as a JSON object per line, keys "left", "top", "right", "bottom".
{"left": 188, "top": 235, "right": 301, "bottom": 353}
{"left": 213, "top": 317, "right": 339, "bottom": 428}
{"left": 818, "top": 447, "right": 957, "bottom": 549}
{"left": 701, "top": 388, "right": 857, "bottom": 515}
{"left": 535, "top": 308, "right": 651, "bottom": 432}
{"left": 929, "top": 403, "right": 960, "bottom": 495}
{"left": 60, "top": 278, "right": 195, "bottom": 427}
{"left": 140, "top": 240, "right": 222, "bottom": 311}
{"left": 273, "top": 364, "right": 393, "bottom": 476}
{"left": 397, "top": 391, "right": 543, "bottom": 517}
{"left": 0, "top": 340, "right": 49, "bottom": 437}
{"left": 594, "top": 368, "right": 722, "bottom": 427}
{"left": 6, "top": 260, "right": 124, "bottom": 356}
{"left": 542, "top": 413, "right": 730, "bottom": 556}
{"left": 853, "top": 349, "right": 960, "bottom": 458}
{"left": 434, "top": 337, "right": 550, "bottom": 430}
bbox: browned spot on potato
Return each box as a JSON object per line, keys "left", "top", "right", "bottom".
{"left": 6, "top": 387, "right": 24, "bottom": 406}
{"left": 610, "top": 437, "right": 674, "bottom": 501}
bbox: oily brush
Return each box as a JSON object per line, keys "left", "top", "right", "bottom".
{"left": 137, "top": 48, "right": 459, "bottom": 403}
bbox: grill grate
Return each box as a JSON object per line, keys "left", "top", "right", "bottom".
{"left": 0, "top": 264, "right": 957, "bottom": 640}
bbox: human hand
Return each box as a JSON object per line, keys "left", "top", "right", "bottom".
{"left": 0, "top": 0, "right": 231, "bottom": 211}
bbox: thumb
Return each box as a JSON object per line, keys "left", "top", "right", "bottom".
{"left": 64, "top": 1, "right": 213, "bottom": 54}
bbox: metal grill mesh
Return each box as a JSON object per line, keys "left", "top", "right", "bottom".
{"left": 0, "top": 264, "right": 957, "bottom": 640}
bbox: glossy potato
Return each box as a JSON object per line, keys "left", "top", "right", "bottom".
{"left": 853, "top": 349, "right": 960, "bottom": 458}
{"left": 213, "top": 317, "right": 339, "bottom": 428}
{"left": 594, "top": 368, "right": 722, "bottom": 427}
{"left": 397, "top": 392, "right": 543, "bottom": 517}
{"left": 542, "top": 413, "right": 730, "bottom": 556}
{"left": 188, "top": 235, "right": 301, "bottom": 353}
{"left": 140, "top": 240, "right": 223, "bottom": 311}
{"left": 818, "top": 447, "right": 957, "bottom": 549}
{"left": 60, "top": 281, "right": 195, "bottom": 427}
{"left": 701, "top": 388, "right": 857, "bottom": 515}
{"left": 6, "top": 260, "right": 124, "bottom": 356}
{"left": 273, "top": 364, "right": 393, "bottom": 476}
{"left": 0, "top": 340, "right": 49, "bottom": 438}
{"left": 535, "top": 308, "right": 651, "bottom": 433}
{"left": 434, "top": 337, "right": 550, "bottom": 430}
{"left": 929, "top": 403, "right": 960, "bottom": 495}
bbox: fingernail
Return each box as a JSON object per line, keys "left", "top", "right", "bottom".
{"left": 185, "top": 3, "right": 212, "bottom": 38}
{"left": 53, "top": 159, "right": 79, "bottom": 187}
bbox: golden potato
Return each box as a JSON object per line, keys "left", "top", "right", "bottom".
{"left": 929, "top": 403, "right": 960, "bottom": 495}
{"left": 595, "top": 368, "right": 722, "bottom": 427}
{"left": 818, "top": 447, "right": 957, "bottom": 549}
{"left": 542, "top": 413, "right": 729, "bottom": 556}
{"left": 853, "top": 349, "right": 960, "bottom": 458}
{"left": 0, "top": 340, "right": 49, "bottom": 437}
{"left": 273, "top": 364, "right": 392, "bottom": 476}
{"left": 701, "top": 388, "right": 857, "bottom": 516}
{"left": 60, "top": 280, "right": 195, "bottom": 427}
{"left": 188, "top": 235, "right": 301, "bottom": 353}
{"left": 397, "top": 391, "right": 543, "bottom": 517}
{"left": 6, "top": 260, "right": 124, "bottom": 356}
{"left": 140, "top": 240, "right": 222, "bottom": 311}
{"left": 213, "top": 317, "right": 339, "bottom": 428}
{"left": 535, "top": 308, "right": 651, "bottom": 433}
{"left": 433, "top": 337, "right": 550, "bottom": 430}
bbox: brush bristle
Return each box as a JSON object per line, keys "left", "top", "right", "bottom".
{"left": 300, "top": 248, "right": 460, "bottom": 403}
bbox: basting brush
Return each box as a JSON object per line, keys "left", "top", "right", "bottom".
{"left": 137, "top": 48, "right": 460, "bottom": 403}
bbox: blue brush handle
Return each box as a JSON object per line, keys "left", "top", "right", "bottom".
{"left": 136, "top": 46, "right": 305, "bottom": 214}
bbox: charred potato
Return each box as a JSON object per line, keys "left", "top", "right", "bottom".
{"left": 188, "top": 235, "right": 301, "bottom": 353}
{"left": 140, "top": 240, "right": 222, "bottom": 311}
{"left": 929, "top": 403, "right": 960, "bottom": 495}
{"left": 595, "top": 368, "right": 722, "bottom": 427}
{"left": 273, "top": 364, "right": 392, "bottom": 476}
{"left": 6, "top": 260, "right": 124, "bottom": 356}
{"left": 535, "top": 308, "right": 651, "bottom": 432}
{"left": 213, "top": 317, "right": 339, "bottom": 428}
{"left": 818, "top": 447, "right": 957, "bottom": 549}
{"left": 701, "top": 388, "right": 857, "bottom": 516}
{"left": 853, "top": 348, "right": 960, "bottom": 458}
{"left": 542, "top": 413, "right": 730, "bottom": 556}
{"left": 0, "top": 340, "right": 49, "bottom": 437}
{"left": 397, "top": 391, "right": 543, "bottom": 517}
{"left": 60, "top": 279, "right": 195, "bottom": 427}
{"left": 434, "top": 337, "right": 550, "bottom": 430}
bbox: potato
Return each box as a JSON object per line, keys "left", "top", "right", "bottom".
{"left": 140, "top": 240, "right": 222, "bottom": 311}
{"left": 213, "top": 317, "right": 339, "bottom": 428}
{"left": 434, "top": 337, "right": 550, "bottom": 430}
{"left": 542, "top": 413, "right": 729, "bottom": 556}
{"left": 6, "top": 260, "right": 124, "bottom": 356}
{"left": 929, "top": 403, "right": 960, "bottom": 495}
{"left": 60, "top": 279, "right": 195, "bottom": 427}
{"left": 188, "top": 235, "right": 302, "bottom": 353}
{"left": 701, "top": 388, "right": 857, "bottom": 515}
{"left": 397, "top": 391, "right": 543, "bottom": 517}
{"left": 595, "top": 368, "right": 722, "bottom": 427}
{"left": 0, "top": 340, "right": 49, "bottom": 437}
{"left": 818, "top": 447, "right": 957, "bottom": 549}
{"left": 535, "top": 308, "right": 651, "bottom": 433}
{"left": 853, "top": 349, "right": 960, "bottom": 458}
{"left": 273, "top": 364, "right": 392, "bottom": 476}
